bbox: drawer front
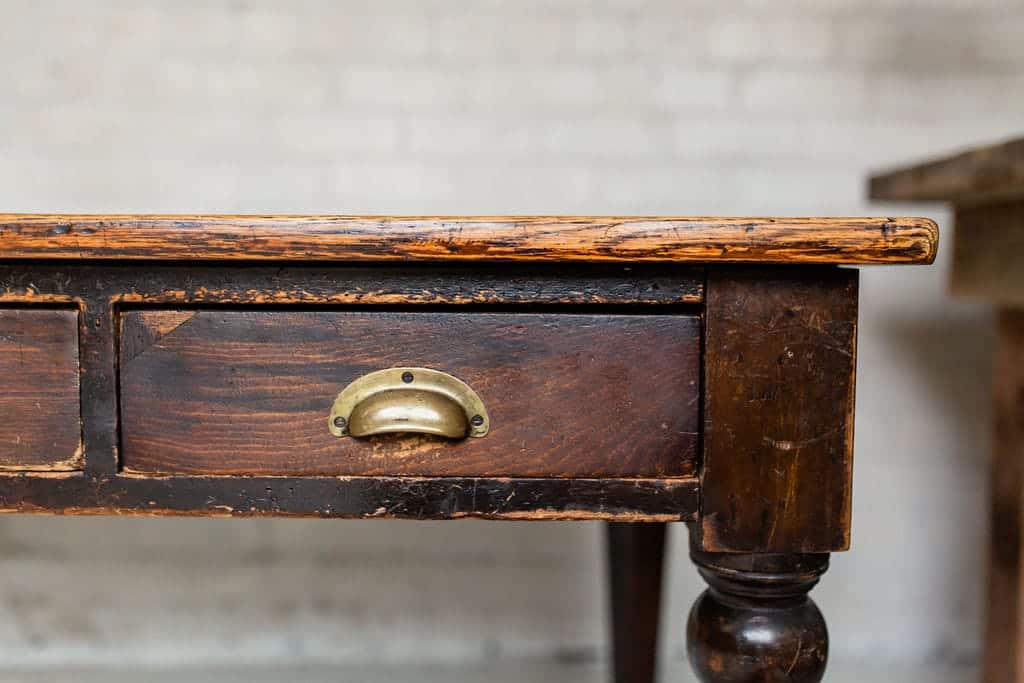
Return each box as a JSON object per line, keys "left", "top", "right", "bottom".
{"left": 0, "top": 309, "right": 81, "bottom": 470}
{"left": 119, "top": 310, "right": 699, "bottom": 477}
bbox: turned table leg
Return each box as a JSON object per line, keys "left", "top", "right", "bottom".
{"left": 607, "top": 522, "right": 667, "bottom": 683}
{"left": 686, "top": 548, "right": 830, "bottom": 683}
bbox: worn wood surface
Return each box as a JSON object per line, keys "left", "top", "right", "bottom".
{"left": 0, "top": 263, "right": 704, "bottom": 307}
{"left": 607, "top": 523, "right": 666, "bottom": 683}
{"left": 870, "top": 136, "right": 1024, "bottom": 205}
{"left": 687, "top": 539, "right": 830, "bottom": 682}
{"left": 0, "top": 215, "right": 938, "bottom": 264}
{"left": 0, "top": 474, "right": 698, "bottom": 521}
{"left": 0, "top": 309, "right": 82, "bottom": 470}
{"left": 983, "top": 310, "right": 1024, "bottom": 683}
{"left": 698, "top": 268, "right": 858, "bottom": 553}
{"left": 120, "top": 310, "right": 701, "bottom": 478}
{"left": 0, "top": 262, "right": 703, "bottom": 476}
{"left": 951, "top": 201, "right": 1024, "bottom": 307}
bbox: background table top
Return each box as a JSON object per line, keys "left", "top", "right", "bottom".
{"left": 870, "top": 136, "right": 1024, "bottom": 205}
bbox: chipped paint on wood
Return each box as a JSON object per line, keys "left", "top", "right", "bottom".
{"left": 0, "top": 474, "right": 699, "bottom": 521}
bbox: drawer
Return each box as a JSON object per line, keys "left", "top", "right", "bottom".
{"left": 119, "top": 310, "right": 699, "bottom": 477}
{"left": 0, "top": 309, "right": 81, "bottom": 470}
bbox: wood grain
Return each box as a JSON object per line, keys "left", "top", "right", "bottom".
{"left": 698, "top": 268, "right": 858, "bottom": 554}
{"left": 0, "top": 262, "right": 703, "bottom": 477}
{"left": 0, "top": 215, "right": 938, "bottom": 265}
{"left": 0, "top": 263, "right": 704, "bottom": 307}
{"left": 120, "top": 310, "right": 701, "bottom": 478}
{"left": 687, "top": 545, "right": 830, "bottom": 682}
{"left": 983, "top": 310, "right": 1024, "bottom": 683}
{"left": 0, "top": 474, "right": 698, "bottom": 521}
{"left": 0, "top": 309, "right": 82, "bottom": 470}
{"left": 951, "top": 200, "right": 1024, "bottom": 307}
{"left": 870, "top": 136, "right": 1024, "bottom": 205}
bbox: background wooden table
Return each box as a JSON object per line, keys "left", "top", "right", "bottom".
{"left": 871, "top": 137, "right": 1024, "bottom": 683}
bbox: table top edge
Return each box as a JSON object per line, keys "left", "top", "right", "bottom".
{"left": 0, "top": 214, "right": 939, "bottom": 265}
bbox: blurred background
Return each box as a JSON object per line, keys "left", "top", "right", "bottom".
{"left": 0, "top": 0, "right": 1021, "bottom": 681}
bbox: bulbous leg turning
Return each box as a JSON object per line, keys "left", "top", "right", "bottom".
{"left": 686, "top": 549, "right": 830, "bottom": 683}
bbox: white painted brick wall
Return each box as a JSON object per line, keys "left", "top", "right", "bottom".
{"left": 0, "top": 0, "right": 1021, "bottom": 673}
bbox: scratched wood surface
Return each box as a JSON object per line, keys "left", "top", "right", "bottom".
{"left": 0, "top": 263, "right": 704, "bottom": 308}
{"left": 870, "top": 136, "right": 1024, "bottom": 205}
{"left": 0, "top": 474, "right": 698, "bottom": 521}
{"left": 0, "top": 262, "right": 703, "bottom": 489}
{"left": 120, "top": 310, "right": 701, "bottom": 478}
{"left": 0, "top": 309, "right": 82, "bottom": 470}
{"left": 0, "top": 215, "right": 938, "bottom": 264}
{"left": 698, "top": 268, "right": 858, "bottom": 554}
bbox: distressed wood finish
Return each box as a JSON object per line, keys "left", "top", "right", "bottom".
{"left": 699, "top": 268, "right": 858, "bottom": 553}
{"left": 0, "top": 215, "right": 938, "bottom": 265}
{"left": 0, "top": 474, "right": 698, "bottom": 521}
{"left": 687, "top": 542, "right": 830, "bottom": 683}
{"left": 951, "top": 201, "right": 1024, "bottom": 308}
{"left": 0, "top": 309, "right": 81, "bottom": 470}
{"left": 0, "top": 214, "right": 935, "bottom": 679}
{"left": 0, "top": 262, "right": 704, "bottom": 307}
{"left": 0, "top": 262, "right": 702, "bottom": 481}
{"left": 120, "top": 310, "right": 701, "bottom": 478}
{"left": 870, "top": 136, "right": 1024, "bottom": 205}
{"left": 984, "top": 310, "right": 1024, "bottom": 683}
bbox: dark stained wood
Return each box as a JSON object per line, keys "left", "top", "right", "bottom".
{"left": 120, "top": 311, "right": 701, "bottom": 478}
{"left": 983, "top": 310, "right": 1024, "bottom": 683}
{"left": 0, "top": 262, "right": 703, "bottom": 477}
{"left": 0, "top": 228, "right": 888, "bottom": 674}
{"left": 0, "top": 309, "right": 82, "bottom": 470}
{"left": 699, "top": 268, "right": 858, "bottom": 553}
{"left": 80, "top": 294, "right": 119, "bottom": 476}
{"left": 870, "top": 136, "right": 1024, "bottom": 205}
{"left": 0, "top": 263, "right": 704, "bottom": 307}
{"left": 0, "top": 474, "right": 698, "bottom": 521}
{"left": 0, "top": 215, "right": 938, "bottom": 265}
{"left": 951, "top": 201, "right": 1024, "bottom": 308}
{"left": 687, "top": 539, "right": 830, "bottom": 683}
{"left": 607, "top": 522, "right": 666, "bottom": 683}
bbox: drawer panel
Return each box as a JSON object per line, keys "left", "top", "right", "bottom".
{"left": 119, "top": 310, "right": 699, "bottom": 478}
{"left": 0, "top": 309, "right": 81, "bottom": 470}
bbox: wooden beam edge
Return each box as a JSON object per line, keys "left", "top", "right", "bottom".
{"left": 0, "top": 474, "right": 699, "bottom": 521}
{"left": 0, "top": 215, "right": 939, "bottom": 265}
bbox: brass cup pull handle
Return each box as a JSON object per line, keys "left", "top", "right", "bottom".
{"left": 328, "top": 367, "right": 489, "bottom": 440}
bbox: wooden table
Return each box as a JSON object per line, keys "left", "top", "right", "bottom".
{"left": 0, "top": 214, "right": 937, "bottom": 682}
{"left": 871, "top": 138, "right": 1024, "bottom": 683}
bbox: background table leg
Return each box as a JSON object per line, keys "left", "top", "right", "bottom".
{"left": 607, "top": 522, "right": 667, "bottom": 683}
{"left": 984, "top": 309, "right": 1024, "bottom": 683}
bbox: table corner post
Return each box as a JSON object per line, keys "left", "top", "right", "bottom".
{"left": 685, "top": 265, "right": 860, "bottom": 681}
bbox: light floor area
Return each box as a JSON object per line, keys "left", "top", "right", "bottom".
{"left": 0, "top": 659, "right": 978, "bottom": 682}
